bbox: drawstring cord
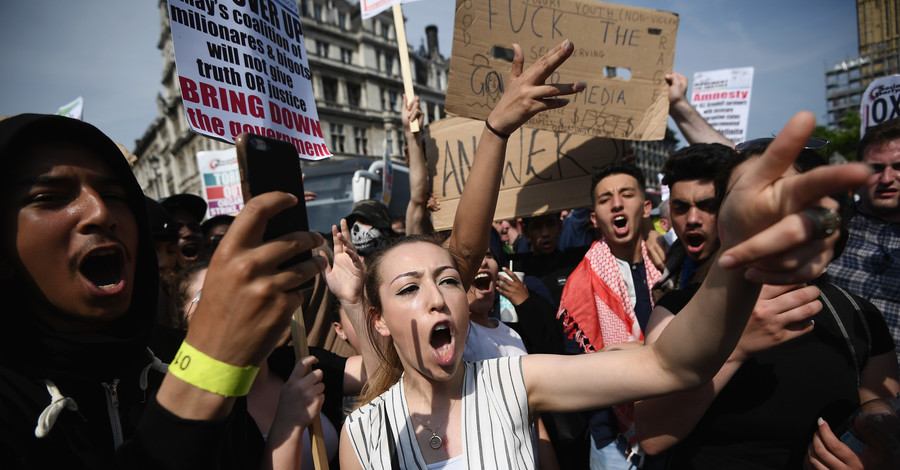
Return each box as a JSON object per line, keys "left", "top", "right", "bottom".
{"left": 34, "top": 379, "right": 78, "bottom": 438}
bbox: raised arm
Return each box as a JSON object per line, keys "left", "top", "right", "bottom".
{"left": 403, "top": 94, "right": 433, "bottom": 235}
{"left": 323, "top": 219, "right": 380, "bottom": 381}
{"left": 524, "top": 111, "right": 872, "bottom": 414}
{"left": 667, "top": 72, "right": 735, "bottom": 148}
{"left": 446, "top": 40, "right": 585, "bottom": 288}
{"left": 260, "top": 356, "right": 325, "bottom": 470}
{"left": 634, "top": 284, "right": 821, "bottom": 454}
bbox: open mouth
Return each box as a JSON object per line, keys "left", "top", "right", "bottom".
{"left": 613, "top": 215, "right": 627, "bottom": 229}
{"left": 180, "top": 242, "right": 200, "bottom": 260}
{"left": 684, "top": 233, "right": 706, "bottom": 249}
{"left": 430, "top": 322, "right": 454, "bottom": 366}
{"left": 79, "top": 249, "right": 124, "bottom": 289}
{"left": 472, "top": 272, "right": 492, "bottom": 292}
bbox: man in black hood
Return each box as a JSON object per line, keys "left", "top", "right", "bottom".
{"left": 0, "top": 114, "right": 325, "bottom": 468}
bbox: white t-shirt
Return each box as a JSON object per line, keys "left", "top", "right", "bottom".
{"left": 463, "top": 319, "right": 528, "bottom": 362}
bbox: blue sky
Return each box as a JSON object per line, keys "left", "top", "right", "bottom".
{"left": 1, "top": 1, "right": 860, "bottom": 149}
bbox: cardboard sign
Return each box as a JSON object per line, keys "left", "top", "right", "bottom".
{"left": 691, "top": 67, "right": 754, "bottom": 145}
{"left": 197, "top": 148, "right": 243, "bottom": 218}
{"left": 167, "top": 0, "right": 330, "bottom": 160}
{"left": 860, "top": 74, "right": 900, "bottom": 137}
{"left": 425, "top": 117, "right": 626, "bottom": 231}
{"left": 446, "top": 0, "right": 678, "bottom": 141}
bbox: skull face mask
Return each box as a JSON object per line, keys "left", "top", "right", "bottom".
{"left": 350, "top": 222, "right": 389, "bottom": 256}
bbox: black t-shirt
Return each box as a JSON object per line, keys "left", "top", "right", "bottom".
{"left": 655, "top": 279, "right": 895, "bottom": 469}
{"left": 513, "top": 245, "right": 590, "bottom": 307}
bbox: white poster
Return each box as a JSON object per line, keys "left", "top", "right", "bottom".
{"left": 691, "top": 67, "right": 754, "bottom": 145}
{"left": 197, "top": 148, "right": 243, "bottom": 218}
{"left": 360, "top": 0, "right": 423, "bottom": 20}
{"left": 167, "top": 0, "right": 330, "bottom": 160}
{"left": 57, "top": 96, "right": 84, "bottom": 120}
{"left": 860, "top": 74, "right": 900, "bottom": 137}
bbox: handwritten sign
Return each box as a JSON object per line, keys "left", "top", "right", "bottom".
{"left": 197, "top": 148, "right": 243, "bottom": 218}
{"left": 691, "top": 67, "right": 754, "bottom": 145}
{"left": 860, "top": 74, "right": 900, "bottom": 137}
{"left": 425, "top": 116, "right": 626, "bottom": 230}
{"left": 167, "top": 0, "right": 330, "bottom": 160}
{"left": 446, "top": 0, "right": 678, "bottom": 141}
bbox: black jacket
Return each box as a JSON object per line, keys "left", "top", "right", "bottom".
{"left": 0, "top": 114, "right": 264, "bottom": 469}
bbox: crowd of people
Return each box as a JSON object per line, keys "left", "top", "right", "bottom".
{"left": 2, "top": 38, "right": 899, "bottom": 470}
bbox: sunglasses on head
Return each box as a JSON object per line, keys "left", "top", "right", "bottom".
{"left": 735, "top": 136, "right": 830, "bottom": 153}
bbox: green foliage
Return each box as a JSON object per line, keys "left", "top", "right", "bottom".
{"left": 814, "top": 110, "right": 861, "bottom": 161}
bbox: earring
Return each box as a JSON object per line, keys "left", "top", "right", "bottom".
{"left": 340, "top": 332, "right": 347, "bottom": 340}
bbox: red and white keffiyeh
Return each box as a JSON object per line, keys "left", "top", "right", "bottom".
{"left": 556, "top": 238, "right": 662, "bottom": 466}
{"left": 557, "top": 239, "right": 661, "bottom": 353}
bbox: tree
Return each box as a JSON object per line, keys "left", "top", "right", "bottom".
{"left": 814, "top": 110, "right": 860, "bottom": 161}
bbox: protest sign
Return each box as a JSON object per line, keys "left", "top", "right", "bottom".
{"left": 167, "top": 0, "right": 330, "bottom": 160}
{"left": 197, "top": 148, "right": 243, "bottom": 218}
{"left": 360, "top": 0, "right": 423, "bottom": 20}
{"left": 691, "top": 67, "right": 753, "bottom": 145}
{"left": 446, "top": 0, "right": 678, "bottom": 141}
{"left": 425, "top": 116, "right": 626, "bottom": 230}
{"left": 860, "top": 74, "right": 900, "bottom": 136}
{"left": 57, "top": 96, "right": 84, "bottom": 120}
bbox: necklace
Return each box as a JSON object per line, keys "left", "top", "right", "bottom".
{"left": 411, "top": 413, "right": 444, "bottom": 449}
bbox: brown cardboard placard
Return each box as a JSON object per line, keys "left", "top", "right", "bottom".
{"left": 425, "top": 116, "right": 627, "bottom": 231}
{"left": 446, "top": 0, "right": 678, "bottom": 141}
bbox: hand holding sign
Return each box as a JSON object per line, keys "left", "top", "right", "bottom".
{"left": 486, "top": 40, "right": 586, "bottom": 136}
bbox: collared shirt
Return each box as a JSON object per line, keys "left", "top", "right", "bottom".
{"left": 828, "top": 210, "right": 900, "bottom": 365}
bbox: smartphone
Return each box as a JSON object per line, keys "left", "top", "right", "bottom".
{"left": 235, "top": 133, "right": 311, "bottom": 268}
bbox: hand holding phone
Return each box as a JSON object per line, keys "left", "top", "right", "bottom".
{"left": 236, "top": 133, "right": 312, "bottom": 267}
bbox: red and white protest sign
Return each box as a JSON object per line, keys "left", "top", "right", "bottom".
{"left": 197, "top": 148, "right": 243, "bottom": 218}
{"left": 691, "top": 67, "right": 754, "bottom": 145}
{"left": 167, "top": 0, "right": 330, "bottom": 160}
{"left": 860, "top": 75, "right": 900, "bottom": 137}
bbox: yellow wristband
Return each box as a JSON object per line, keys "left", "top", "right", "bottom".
{"left": 168, "top": 341, "right": 260, "bottom": 397}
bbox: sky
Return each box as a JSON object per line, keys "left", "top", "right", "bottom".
{"left": 1, "top": 1, "right": 861, "bottom": 150}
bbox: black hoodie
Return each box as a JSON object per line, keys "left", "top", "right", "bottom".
{"left": 0, "top": 114, "right": 263, "bottom": 469}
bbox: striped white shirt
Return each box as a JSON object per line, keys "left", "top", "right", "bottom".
{"left": 345, "top": 356, "right": 534, "bottom": 469}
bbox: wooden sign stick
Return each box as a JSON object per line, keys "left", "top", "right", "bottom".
{"left": 291, "top": 306, "right": 330, "bottom": 470}
{"left": 392, "top": 3, "right": 419, "bottom": 133}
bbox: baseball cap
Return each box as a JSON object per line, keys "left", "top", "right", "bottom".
{"left": 160, "top": 193, "right": 207, "bottom": 222}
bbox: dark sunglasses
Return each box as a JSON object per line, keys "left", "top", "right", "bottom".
{"left": 735, "top": 136, "right": 830, "bottom": 153}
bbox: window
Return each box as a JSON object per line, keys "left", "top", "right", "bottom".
{"left": 346, "top": 83, "right": 361, "bottom": 107}
{"left": 384, "top": 55, "right": 394, "bottom": 75}
{"left": 316, "top": 41, "right": 329, "bottom": 57}
{"left": 338, "top": 13, "right": 346, "bottom": 29}
{"left": 388, "top": 90, "right": 398, "bottom": 111}
{"left": 375, "top": 50, "right": 382, "bottom": 71}
{"left": 380, "top": 87, "right": 387, "bottom": 110}
{"left": 340, "top": 47, "right": 353, "bottom": 64}
{"left": 313, "top": 3, "right": 323, "bottom": 21}
{"left": 300, "top": 0, "right": 308, "bottom": 16}
{"left": 381, "top": 23, "right": 390, "bottom": 39}
{"left": 330, "top": 123, "right": 345, "bottom": 153}
{"left": 322, "top": 77, "right": 338, "bottom": 103}
{"left": 354, "top": 127, "right": 368, "bottom": 155}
